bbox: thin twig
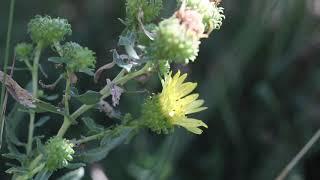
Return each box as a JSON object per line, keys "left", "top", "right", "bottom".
{"left": 275, "top": 129, "right": 320, "bottom": 180}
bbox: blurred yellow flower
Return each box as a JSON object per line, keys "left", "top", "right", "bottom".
{"left": 142, "top": 71, "right": 208, "bottom": 134}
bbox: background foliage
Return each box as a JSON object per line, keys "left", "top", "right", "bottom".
{"left": 1, "top": 0, "right": 320, "bottom": 179}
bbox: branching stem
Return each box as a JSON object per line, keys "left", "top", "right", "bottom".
{"left": 57, "top": 62, "right": 152, "bottom": 137}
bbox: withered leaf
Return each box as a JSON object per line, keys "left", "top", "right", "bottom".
{"left": 0, "top": 70, "right": 35, "bottom": 108}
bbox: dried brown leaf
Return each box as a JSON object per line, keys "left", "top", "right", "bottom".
{"left": 0, "top": 70, "right": 35, "bottom": 108}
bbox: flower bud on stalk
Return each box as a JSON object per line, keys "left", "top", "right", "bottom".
{"left": 44, "top": 137, "right": 74, "bottom": 171}
{"left": 28, "top": 15, "right": 72, "bottom": 46}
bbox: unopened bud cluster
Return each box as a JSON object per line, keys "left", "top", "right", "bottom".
{"left": 152, "top": 0, "right": 225, "bottom": 63}
{"left": 44, "top": 137, "right": 74, "bottom": 171}
{"left": 15, "top": 43, "right": 33, "bottom": 61}
{"left": 61, "top": 42, "right": 96, "bottom": 72}
{"left": 28, "top": 15, "right": 71, "bottom": 45}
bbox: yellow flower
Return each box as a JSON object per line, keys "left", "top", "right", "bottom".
{"left": 142, "top": 71, "right": 207, "bottom": 134}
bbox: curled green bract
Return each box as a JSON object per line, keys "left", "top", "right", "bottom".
{"left": 44, "top": 137, "right": 74, "bottom": 171}
{"left": 141, "top": 71, "right": 208, "bottom": 134}
{"left": 15, "top": 43, "right": 33, "bottom": 61}
{"left": 28, "top": 15, "right": 72, "bottom": 45}
{"left": 61, "top": 42, "right": 96, "bottom": 72}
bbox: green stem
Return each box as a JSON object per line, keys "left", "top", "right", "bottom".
{"left": 27, "top": 42, "right": 43, "bottom": 155}
{"left": 75, "top": 131, "right": 106, "bottom": 144}
{"left": 58, "top": 62, "right": 153, "bottom": 136}
{"left": 0, "top": 0, "right": 15, "bottom": 150}
{"left": 57, "top": 71, "right": 72, "bottom": 137}
{"left": 15, "top": 154, "right": 44, "bottom": 180}
{"left": 23, "top": 59, "right": 33, "bottom": 72}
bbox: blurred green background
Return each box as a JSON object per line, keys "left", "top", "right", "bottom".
{"left": 1, "top": 0, "right": 320, "bottom": 179}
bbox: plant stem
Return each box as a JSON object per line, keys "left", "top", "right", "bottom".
{"left": 0, "top": 0, "right": 15, "bottom": 150}
{"left": 275, "top": 129, "right": 320, "bottom": 180}
{"left": 15, "top": 154, "right": 44, "bottom": 180}
{"left": 74, "top": 131, "right": 106, "bottom": 144}
{"left": 57, "top": 71, "right": 72, "bottom": 137}
{"left": 57, "top": 62, "right": 153, "bottom": 137}
{"left": 27, "top": 42, "right": 43, "bottom": 155}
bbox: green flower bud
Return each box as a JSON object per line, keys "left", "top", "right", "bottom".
{"left": 61, "top": 42, "right": 96, "bottom": 72}
{"left": 15, "top": 43, "right": 33, "bottom": 61}
{"left": 44, "top": 137, "right": 74, "bottom": 171}
{"left": 126, "top": 0, "right": 163, "bottom": 25}
{"left": 141, "top": 72, "right": 208, "bottom": 134}
{"left": 151, "top": 17, "right": 200, "bottom": 64}
{"left": 28, "top": 15, "right": 72, "bottom": 45}
{"left": 180, "top": 0, "right": 225, "bottom": 33}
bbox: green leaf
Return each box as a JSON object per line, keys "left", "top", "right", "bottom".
{"left": 81, "top": 117, "right": 104, "bottom": 133}
{"left": 33, "top": 100, "right": 65, "bottom": 115}
{"left": 125, "top": 45, "right": 139, "bottom": 59}
{"left": 34, "top": 170, "right": 53, "bottom": 180}
{"left": 66, "top": 163, "right": 86, "bottom": 170}
{"left": 57, "top": 167, "right": 85, "bottom": 180}
{"left": 48, "top": 57, "right": 69, "bottom": 64}
{"left": 73, "top": 90, "right": 102, "bottom": 105}
{"left": 118, "top": 31, "right": 136, "bottom": 46}
{"left": 5, "top": 167, "right": 28, "bottom": 174}
{"left": 43, "top": 94, "right": 59, "bottom": 101}
{"left": 78, "top": 126, "right": 135, "bottom": 163}
{"left": 2, "top": 153, "right": 27, "bottom": 163}
{"left": 35, "top": 116, "right": 50, "bottom": 128}
{"left": 5, "top": 121, "right": 25, "bottom": 146}
{"left": 36, "top": 138, "right": 46, "bottom": 155}
{"left": 79, "top": 68, "right": 95, "bottom": 76}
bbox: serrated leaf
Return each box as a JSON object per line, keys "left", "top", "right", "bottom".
{"left": 73, "top": 90, "right": 102, "bottom": 105}
{"left": 81, "top": 117, "right": 104, "bottom": 133}
{"left": 79, "top": 68, "right": 95, "bottom": 76}
{"left": 57, "top": 167, "right": 85, "bottom": 180}
{"left": 48, "top": 57, "right": 69, "bottom": 64}
{"left": 34, "top": 170, "right": 53, "bottom": 180}
{"left": 35, "top": 116, "right": 50, "bottom": 128}
{"left": 78, "top": 126, "right": 135, "bottom": 163}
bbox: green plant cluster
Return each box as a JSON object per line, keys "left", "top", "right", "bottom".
{"left": 1, "top": 0, "right": 225, "bottom": 179}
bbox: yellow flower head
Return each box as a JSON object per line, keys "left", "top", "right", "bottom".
{"left": 142, "top": 71, "right": 207, "bottom": 134}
